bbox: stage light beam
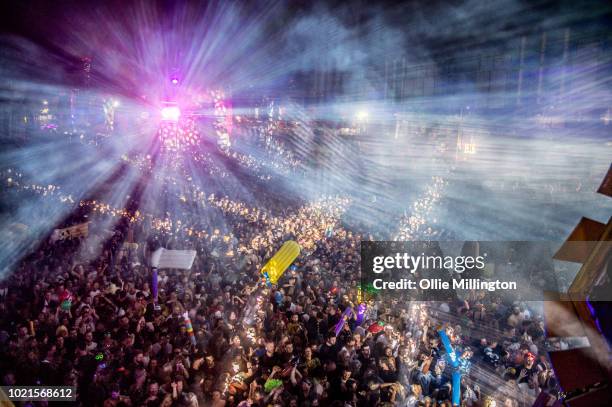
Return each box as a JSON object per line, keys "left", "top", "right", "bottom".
{"left": 161, "top": 106, "right": 181, "bottom": 122}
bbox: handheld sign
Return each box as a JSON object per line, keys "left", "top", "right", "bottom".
{"left": 151, "top": 248, "right": 196, "bottom": 270}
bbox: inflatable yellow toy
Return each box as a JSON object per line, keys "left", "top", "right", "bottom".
{"left": 261, "top": 241, "right": 300, "bottom": 284}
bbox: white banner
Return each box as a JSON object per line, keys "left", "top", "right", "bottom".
{"left": 51, "top": 222, "right": 89, "bottom": 242}
{"left": 151, "top": 248, "right": 196, "bottom": 270}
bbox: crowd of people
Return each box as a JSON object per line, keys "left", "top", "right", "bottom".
{"left": 0, "top": 180, "right": 561, "bottom": 407}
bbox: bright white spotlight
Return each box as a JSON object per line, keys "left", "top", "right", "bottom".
{"left": 356, "top": 110, "right": 369, "bottom": 121}
{"left": 161, "top": 106, "right": 181, "bottom": 122}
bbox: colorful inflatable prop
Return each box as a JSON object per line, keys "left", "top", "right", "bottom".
{"left": 59, "top": 290, "right": 73, "bottom": 310}
{"left": 356, "top": 303, "right": 367, "bottom": 325}
{"left": 151, "top": 269, "right": 159, "bottom": 301}
{"left": 260, "top": 241, "right": 300, "bottom": 284}
{"left": 368, "top": 321, "right": 385, "bottom": 334}
{"left": 183, "top": 312, "right": 196, "bottom": 346}
{"left": 334, "top": 307, "right": 353, "bottom": 337}
{"left": 439, "top": 328, "right": 471, "bottom": 406}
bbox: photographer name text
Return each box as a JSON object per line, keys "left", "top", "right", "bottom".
{"left": 372, "top": 277, "right": 517, "bottom": 292}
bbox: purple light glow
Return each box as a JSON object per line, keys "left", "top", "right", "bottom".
{"left": 161, "top": 106, "right": 181, "bottom": 121}
{"left": 171, "top": 78, "right": 179, "bottom": 85}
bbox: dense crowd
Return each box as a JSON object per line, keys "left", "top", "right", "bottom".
{"left": 0, "top": 186, "right": 560, "bottom": 407}
{"left": 0, "top": 192, "right": 556, "bottom": 407}
{"left": 3, "top": 28, "right": 609, "bottom": 399}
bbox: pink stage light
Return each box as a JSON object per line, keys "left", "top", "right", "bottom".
{"left": 161, "top": 106, "right": 181, "bottom": 121}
